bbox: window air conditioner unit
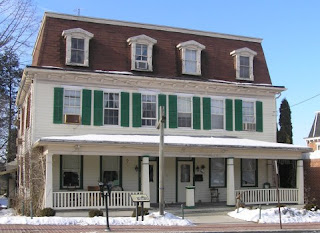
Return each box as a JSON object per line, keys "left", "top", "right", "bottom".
{"left": 136, "top": 61, "right": 148, "bottom": 70}
{"left": 243, "top": 123, "right": 256, "bottom": 131}
{"left": 64, "top": 114, "right": 81, "bottom": 124}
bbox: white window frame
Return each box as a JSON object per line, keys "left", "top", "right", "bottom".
{"left": 127, "top": 34, "right": 157, "bottom": 72}
{"left": 104, "top": 92, "right": 120, "bottom": 126}
{"left": 63, "top": 89, "right": 81, "bottom": 116}
{"left": 177, "top": 40, "right": 205, "bottom": 76}
{"left": 177, "top": 96, "right": 192, "bottom": 128}
{"left": 230, "top": 47, "right": 257, "bottom": 81}
{"left": 242, "top": 100, "right": 256, "bottom": 131}
{"left": 62, "top": 28, "right": 94, "bottom": 67}
{"left": 211, "top": 98, "right": 225, "bottom": 130}
{"left": 210, "top": 158, "right": 226, "bottom": 187}
{"left": 141, "top": 94, "right": 157, "bottom": 127}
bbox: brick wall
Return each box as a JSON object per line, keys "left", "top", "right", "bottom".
{"left": 32, "top": 16, "right": 272, "bottom": 85}
{"left": 304, "top": 159, "right": 320, "bottom": 206}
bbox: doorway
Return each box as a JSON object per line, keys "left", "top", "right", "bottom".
{"left": 177, "top": 160, "right": 194, "bottom": 203}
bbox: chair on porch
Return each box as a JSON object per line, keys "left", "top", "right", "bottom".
{"left": 210, "top": 188, "right": 220, "bottom": 202}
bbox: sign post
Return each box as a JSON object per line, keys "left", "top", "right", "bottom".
{"left": 131, "top": 194, "right": 150, "bottom": 221}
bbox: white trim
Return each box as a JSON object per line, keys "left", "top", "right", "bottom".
{"left": 177, "top": 40, "right": 205, "bottom": 76}
{"left": 230, "top": 47, "right": 257, "bottom": 81}
{"left": 62, "top": 85, "right": 83, "bottom": 90}
{"left": 44, "top": 12, "right": 263, "bottom": 43}
{"left": 62, "top": 28, "right": 94, "bottom": 67}
{"left": 127, "top": 34, "right": 157, "bottom": 72}
{"left": 138, "top": 89, "right": 160, "bottom": 95}
{"left": 101, "top": 88, "right": 121, "bottom": 93}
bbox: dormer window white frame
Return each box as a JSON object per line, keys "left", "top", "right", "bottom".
{"left": 177, "top": 40, "right": 205, "bottom": 76}
{"left": 230, "top": 47, "right": 257, "bottom": 81}
{"left": 127, "top": 34, "right": 157, "bottom": 72}
{"left": 62, "top": 28, "right": 94, "bottom": 67}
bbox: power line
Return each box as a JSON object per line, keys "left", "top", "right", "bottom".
{"left": 291, "top": 93, "right": 320, "bottom": 108}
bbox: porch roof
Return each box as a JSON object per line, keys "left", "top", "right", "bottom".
{"left": 36, "top": 134, "right": 311, "bottom": 152}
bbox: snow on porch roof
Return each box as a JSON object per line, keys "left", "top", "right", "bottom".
{"left": 37, "top": 134, "right": 310, "bottom": 152}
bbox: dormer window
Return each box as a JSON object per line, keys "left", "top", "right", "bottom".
{"left": 62, "top": 28, "right": 94, "bottom": 67}
{"left": 127, "top": 35, "right": 157, "bottom": 72}
{"left": 177, "top": 40, "right": 205, "bottom": 76}
{"left": 230, "top": 47, "right": 257, "bottom": 81}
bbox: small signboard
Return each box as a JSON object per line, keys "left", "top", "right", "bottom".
{"left": 131, "top": 194, "right": 150, "bottom": 202}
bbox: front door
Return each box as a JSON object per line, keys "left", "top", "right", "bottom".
{"left": 149, "top": 161, "right": 158, "bottom": 203}
{"left": 177, "top": 161, "right": 193, "bottom": 203}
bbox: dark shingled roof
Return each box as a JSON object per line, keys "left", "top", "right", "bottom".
{"left": 308, "top": 112, "right": 320, "bottom": 138}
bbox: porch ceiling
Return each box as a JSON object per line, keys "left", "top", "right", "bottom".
{"left": 35, "top": 134, "right": 310, "bottom": 153}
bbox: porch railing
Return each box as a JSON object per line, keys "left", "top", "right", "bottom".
{"left": 235, "top": 188, "right": 298, "bottom": 205}
{"left": 53, "top": 191, "right": 142, "bottom": 210}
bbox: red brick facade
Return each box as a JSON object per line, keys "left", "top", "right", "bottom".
{"left": 304, "top": 159, "right": 320, "bottom": 206}
{"left": 32, "top": 15, "right": 272, "bottom": 85}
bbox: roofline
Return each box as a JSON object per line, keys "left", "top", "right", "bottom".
{"left": 33, "top": 137, "right": 311, "bottom": 153}
{"left": 43, "top": 12, "right": 263, "bottom": 43}
{"left": 23, "top": 66, "right": 286, "bottom": 93}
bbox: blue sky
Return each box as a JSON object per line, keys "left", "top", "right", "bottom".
{"left": 33, "top": 0, "right": 320, "bottom": 146}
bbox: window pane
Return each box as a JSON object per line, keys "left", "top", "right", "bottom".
{"left": 210, "top": 158, "right": 225, "bottom": 187}
{"left": 243, "top": 101, "right": 255, "bottom": 124}
{"left": 181, "top": 164, "right": 190, "bottom": 182}
{"left": 241, "top": 159, "right": 256, "bottom": 186}
{"left": 104, "top": 93, "right": 119, "bottom": 125}
{"left": 240, "top": 56, "right": 249, "bottom": 66}
{"left": 142, "top": 94, "right": 156, "bottom": 126}
{"left": 211, "top": 99, "right": 224, "bottom": 129}
{"left": 102, "top": 157, "right": 120, "bottom": 186}
{"left": 64, "top": 90, "right": 81, "bottom": 115}
{"left": 62, "top": 155, "right": 81, "bottom": 188}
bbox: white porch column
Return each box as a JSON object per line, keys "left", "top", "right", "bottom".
{"left": 44, "top": 153, "right": 53, "bottom": 208}
{"left": 227, "top": 157, "right": 235, "bottom": 206}
{"left": 141, "top": 156, "right": 150, "bottom": 208}
{"left": 296, "top": 159, "right": 304, "bottom": 205}
{"left": 267, "top": 160, "right": 273, "bottom": 186}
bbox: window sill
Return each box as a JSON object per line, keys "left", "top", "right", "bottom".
{"left": 182, "top": 72, "right": 201, "bottom": 76}
{"left": 66, "top": 62, "right": 88, "bottom": 67}
{"left": 236, "top": 77, "right": 254, "bottom": 81}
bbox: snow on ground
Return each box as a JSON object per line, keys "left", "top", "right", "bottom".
{"left": 0, "top": 209, "right": 193, "bottom": 226}
{"left": 229, "top": 207, "right": 320, "bottom": 223}
{"left": 0, "top": 196, "right": 7, "bottom": 208}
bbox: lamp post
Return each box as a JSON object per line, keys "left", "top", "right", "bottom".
{"left": 98, "top": 181, "right": 112, "bottom": 231}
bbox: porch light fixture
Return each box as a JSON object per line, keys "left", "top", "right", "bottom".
{"left": 135, "top": 165, "right": 139, "bottom": 172}
{"left": 200, "top": 165, "right": 205, "bottom": 173}
{"left": 98, "top": 181, "right": 112, "bottom": 231}
{"left": 196, "top": 166, "right": 200, "bottom": 172}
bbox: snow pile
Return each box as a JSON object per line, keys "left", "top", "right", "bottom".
{"left": 229, "top": 207, "right": 320, "bottom": 223}
{"left": 0, "top": 196, "right": 8, "bottom": 208}
{"left": 0, "top": 209, "right": 193, "bottom": 226}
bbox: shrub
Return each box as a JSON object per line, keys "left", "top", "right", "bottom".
{"left": 39, "top": 208, "right": 55, "bottom": 217}
{"left": 304, "top": 203, "right": 318, "bottom": 211}
{"left": 89, "top": 209, "right": 103, "bottom": 217}
{"left": 131, "top": 207, "right": 149, "bottom": 217}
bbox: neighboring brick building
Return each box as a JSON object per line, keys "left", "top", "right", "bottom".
{"left": 304, "top": 112, "right": 320, "bottom": 205}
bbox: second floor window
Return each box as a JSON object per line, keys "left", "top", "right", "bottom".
{"left": 104, "top": 93, "right": 119, "bottom": 125}
{"left": 142, "top": 94, "right": 156, "bottom": 126}
{"left": 64, "top": 90, "right": 81, "bottom": 115}
{"left": 211, "top": 99, "right": 224, "bottom": 129}
{"left": 243, "top": 101, "right": 255, "bottom": 131}
{"left": 178, "top": 96, "right": 191, "bottom": 128}
{"left": 71, "top": 38, "right": 85, "bottom": 64}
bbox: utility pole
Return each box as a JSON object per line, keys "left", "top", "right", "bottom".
{"left": 157, "top": 106, "right": 165, "bottom": 215}
{"left": 274, "top": 160, "right": 282, "bottom": 229}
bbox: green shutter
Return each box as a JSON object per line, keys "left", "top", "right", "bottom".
{"left": 158, "top": 94, "right": 166, "bottom": 128}
{"left": 203, "top": 97, "right": 211, "bottom": 130}
{"left": 256, "top": 101, "right": 263, "bottom": 132}
{"left": 235, "top": 99, "right": 243, "bottom": 131}
{"left": 132, "top": 93, "right": 141, "bottom": 127}
{"left": 121, "top": 92, "right": 130, "bottom": 127}
{"left": 82, "top": 89, "right": 91, "bottom": 125}
{"left": 193, "top": 96, "right": 201, "bottom": 130}
{"left": 94, "top": 90, "right": 103, "bottom": 126}
{"left": 169, "top": 95, "right": 177, "bottom": 128}
{"left": 225, "top": 99, "right": 233, "bottom": 131}
{"left": 53, "top": 87, "right": 63, "bottom": 124}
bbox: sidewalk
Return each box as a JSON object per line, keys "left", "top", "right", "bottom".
{"left": 1, "top": 203, "right": 320, "bottom": 232}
